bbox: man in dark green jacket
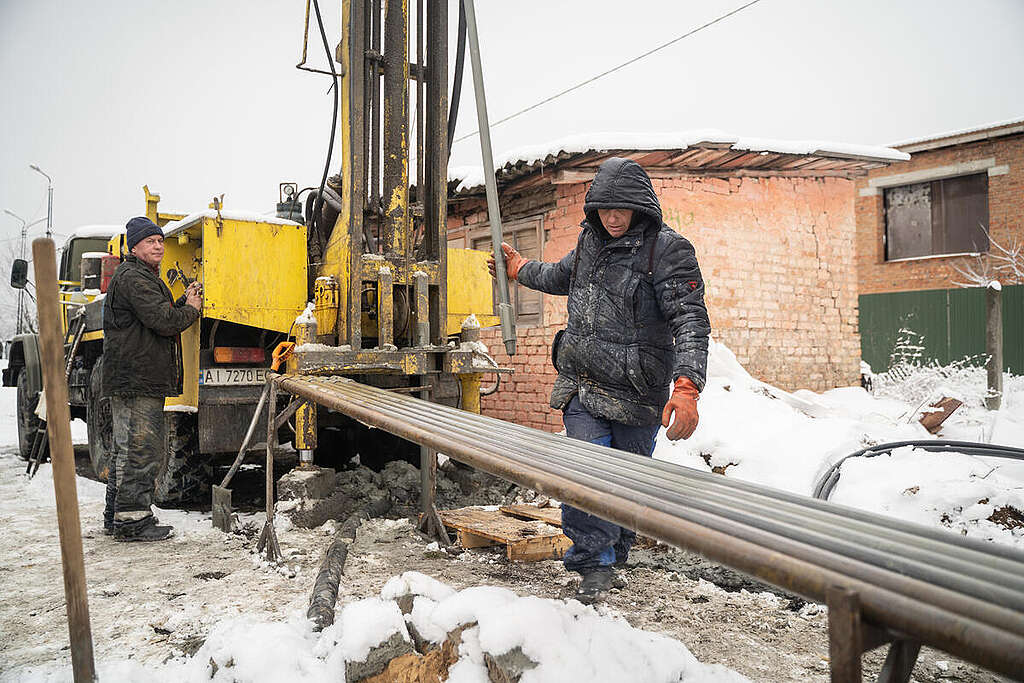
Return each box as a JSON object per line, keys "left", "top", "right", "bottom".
{"left": 102, "top": 216, "right": 201, "bottom": 542}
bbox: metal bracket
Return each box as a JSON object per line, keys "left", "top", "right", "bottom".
{"left": 827, "top": 585, "right": 921, "bottom": 683}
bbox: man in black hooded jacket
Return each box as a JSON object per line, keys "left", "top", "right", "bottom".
{"left": 490, "top": 157, "right": 710, "bottom": 602}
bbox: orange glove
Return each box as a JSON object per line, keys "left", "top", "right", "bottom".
{"left": 662, "top": 377, "right": 700, "bottom": 441}
{"left": 486, "top": 242, "right": 528, "bottom": 281}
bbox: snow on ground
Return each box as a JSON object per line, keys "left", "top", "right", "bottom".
{"left": 653, "top": 342, "right": 1024, "bottom": 549}
{"left": 2, "top": 346, "right": 1022, "bottom": 680}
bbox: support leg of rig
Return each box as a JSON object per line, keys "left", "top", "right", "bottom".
{"left": 827, "top": 585, "right": 863, "bottom": 683}
{"left": 418, "top": 444, "right": 450, "bottom": 545}
{"left": 877, "top": 639, "right": 921, "bottom": 683}
{"left": 257, "top": 380, "right": 282, "bottom": 562}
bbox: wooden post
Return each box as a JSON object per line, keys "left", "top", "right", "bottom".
{"left": 32, "top": 238, "right": 96, "bottom": 682}
{"left": 985, "top": 282, "right": 1003, "bottom": 411}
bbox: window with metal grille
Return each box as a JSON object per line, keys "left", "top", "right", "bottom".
{"left": 470, "top": 219, "right": 543, "bottom": 327}
{"left": 884, "top": 173, "right": 989, "bottom": 261}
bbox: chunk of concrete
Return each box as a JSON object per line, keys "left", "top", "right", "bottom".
{"left": 484, "top": 647, "right": 537, "bottom": 683}
{"left": 345, "top": 630, "right": 414, "bottom": 682}
{"left": 277, "top": 466, "right": 336, "bottom": 501}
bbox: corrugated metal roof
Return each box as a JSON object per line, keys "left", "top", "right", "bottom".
{"left": 449, "top": 131, "right": 908, "bottom": 196}
{"left": 889, "top": 117, "right": 1024, "bottom": 153}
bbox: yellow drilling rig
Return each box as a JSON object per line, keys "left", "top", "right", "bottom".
{"left": 6, "top": 0, "right": 515, "bottom": 502}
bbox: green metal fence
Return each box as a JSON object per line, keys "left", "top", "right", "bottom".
{"left": 859, "top": 284, "right": 1023, "bottom": 374}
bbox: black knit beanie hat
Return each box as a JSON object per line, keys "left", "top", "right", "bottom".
{"left": 125, "top": 216, "right": 162, "bottom": 252}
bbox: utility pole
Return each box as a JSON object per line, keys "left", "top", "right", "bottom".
{"left": 30, "top": 164, "right": 53, "bottom": 240}
{"left": 3, "top": 209, "right": 28, "bottom": 334}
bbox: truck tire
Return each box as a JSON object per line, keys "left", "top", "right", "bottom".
{"left": 16, "top": 369, "right": 41, "bottom": 461}
{"left": 87, "top": 360, "right": 114, "bottom": 481}
{"left": 155, "top": 412, "right": 210, "bottom": 505}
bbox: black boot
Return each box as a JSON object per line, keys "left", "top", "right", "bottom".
{"left": 114, "top": 516, "right": 173, "bottom": 542}
{"left": 575, "top": 568, "right": 613, "bottom": 604}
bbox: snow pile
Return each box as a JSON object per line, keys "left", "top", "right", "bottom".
{"left": 8, "top": 573, "right": 747, "bottom": 683}
{"left": 653, "top": 340, "right": 1024, "bottom": 548}
{"left": 295, "top": 302, "right": 317, "bottom": 325}
{"left": 829, "top": 446, "right": 1024, "bottom": 541}
{"left": 395, "top": 575, "right": 746, "bottom": 683}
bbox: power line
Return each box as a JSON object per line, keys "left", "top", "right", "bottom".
{"left": 453, "top": 0, "right": 764, "bottom": 145}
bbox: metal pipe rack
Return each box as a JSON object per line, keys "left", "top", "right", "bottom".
{"left": 268, "top": 373, "right": 1024, "bottom": 681}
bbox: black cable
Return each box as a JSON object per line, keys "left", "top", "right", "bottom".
{"left": 446, "top": 0, "right": 467, "bottom": 159}
{"left": 452, "top": 0, "right": 763, "bottom": 145}
{"left": 310, "top": 0, "right": 340, "bottom": 242}
{"left": 813, "top": 440, "right": 1024, "bottom": 501}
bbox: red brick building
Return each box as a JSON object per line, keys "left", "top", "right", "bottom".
{"left": 856, "top": 118, "right": 1024, "bottom": 294}
{"left": 447, "top": 133, "right": 907, "bottom": 431}
{"left": 854, "top": 118, "right": 1024, "bottom": 373}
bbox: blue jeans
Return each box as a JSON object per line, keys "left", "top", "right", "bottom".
{"left": 560, "top": 395, "right": 659, "bottom": 573}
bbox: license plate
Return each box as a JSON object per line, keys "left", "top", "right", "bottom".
{"left": 199, "top": 367, "right": 268, "bottom": 386}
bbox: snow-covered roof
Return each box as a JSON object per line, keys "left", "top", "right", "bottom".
{"left": 889, "top": 116, "right": 1024, "bottom": 153}
{"left": 162, "top": 209, "right": 300, "bottom": 237}
{"left": 69, "top": 224, "right": 121, "bottom": 239}
{"left": 450, "top": 129, "right": 909, "bottom": 192}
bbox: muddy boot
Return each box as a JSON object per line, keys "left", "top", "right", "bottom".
{"left": 114, "top": 516, "right": 173, "bottom": 543}
{"left": 575, "top": 568, "right": 613, "bottom": 605}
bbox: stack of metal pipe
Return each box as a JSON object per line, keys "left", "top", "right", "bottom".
{"left": 273, "top": 373, "right": 1024, "bottom": 677}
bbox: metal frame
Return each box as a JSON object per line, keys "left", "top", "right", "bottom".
{"left": 269, "top": 373, "right": 1024, "bottom": 681}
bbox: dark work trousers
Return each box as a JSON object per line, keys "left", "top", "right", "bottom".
{"left": 560, "top": 395, "right": 660, "bottom": 573}
{"left": 111, "top": 395, "right": 165, "bottom": 524}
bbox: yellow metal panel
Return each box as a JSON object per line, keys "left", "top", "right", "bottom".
{"left": 161, "top": 235, "right": 203, "bottom": 410}
{"left": 201, "top": 217, "right": 308, "bottom": 333}
{"left": 446, "top": 248, "right": 498, "bottom": 335}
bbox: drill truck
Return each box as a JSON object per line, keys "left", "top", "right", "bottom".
{"left": 5, "top": 0, "right": 511, "bottom": 501}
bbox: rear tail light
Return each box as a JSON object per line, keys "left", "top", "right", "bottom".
{"left": 213, "top": 347, "right": 266, "bottom": 364}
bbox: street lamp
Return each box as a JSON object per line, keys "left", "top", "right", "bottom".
{"left": 3, "top": 208, "right": 28, "bottom": 334}
{"left": 29, "top": 164, "right": 53, "bottom": 240}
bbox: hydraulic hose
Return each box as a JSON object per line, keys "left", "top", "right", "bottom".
{"left": 814, "top": 440, "right": 1024, "bottom": 501}
{"left": 309, "top": 0, "right": 340, "bottom": 245}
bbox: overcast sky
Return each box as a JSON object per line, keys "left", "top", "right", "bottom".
{"left": 2, "top": 0, "right": 1022, "bottom": 247}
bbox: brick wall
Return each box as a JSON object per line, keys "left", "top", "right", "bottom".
{"left": 856, "top": 134, "right": 1024, "bottom": 294}
{"left": 449, "top": 174, "right": 861, "bottom": 431}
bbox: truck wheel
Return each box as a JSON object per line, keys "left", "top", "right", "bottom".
{"left": 87, "top": 360, "right": 114, "bottom": 481}
{"left": 16, "top": 369, "right": 42, "bottom": 461}
{"left": 155, "top": 412, "right": 210, "bottom": 505}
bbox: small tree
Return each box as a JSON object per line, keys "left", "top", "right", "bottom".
{"left": 950, "top": 227, "right": 1022, "bottom": 410}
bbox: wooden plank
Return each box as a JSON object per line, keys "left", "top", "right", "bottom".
{"left": 919, "top": 397, "right": 963, "bottom": 434}
{"left": 438, "top": 507, "right": 554, "bottom": 543}
{"left": 457, "top": 530, "right": 498, "bottom": 548}
{"left": 499, "top": 504, "right": 562, "bottom": 527}
{"left": 507, "top": 534, "right": 574, "bottom": 562}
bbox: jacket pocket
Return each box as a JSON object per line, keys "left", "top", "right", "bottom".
{"left": 626, "top": 344, "right": 670, "bottom": 395}
{"left": 550, "top": 328, "right": 566, "bottom": 372}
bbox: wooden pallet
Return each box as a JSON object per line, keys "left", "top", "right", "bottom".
{"left": 499, "top": 504, "right": 562, "bottom": 527}
{"left": 437, "top": 506, "right": 571, "bottom": 562}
